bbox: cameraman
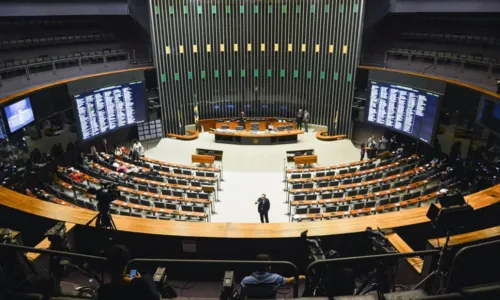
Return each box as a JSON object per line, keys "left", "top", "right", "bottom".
{"left": 89, "top": 183, "right": 119, "bottom": 228}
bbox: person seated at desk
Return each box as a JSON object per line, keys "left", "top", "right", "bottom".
{"left": 25, "top": 188, "right": 37, "bottom": 198}
{"left": 117, "top": 162, "right": 129, "bottom": 174}
{"left": 68, "top": 169, "right": 84, "bottom": 183}
{"left": 240, "top": 254, "right": 305, "bottom": 299}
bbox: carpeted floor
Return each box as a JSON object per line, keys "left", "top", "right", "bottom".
{"left": 145, "top": 132, "right": 359, "bottom": 223}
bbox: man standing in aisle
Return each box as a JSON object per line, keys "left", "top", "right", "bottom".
{"left": 303, "top": 110, "right": 310, "bottom": 133}
{"left": 255, "top": 193, "right": 270, "bottom": 223}
{"left": 296, "top": 109, "right": 303, "bottom": 130}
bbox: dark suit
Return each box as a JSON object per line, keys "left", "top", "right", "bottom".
{"left": 239, "top": 115, "right": 246, "bottom": 128}
{"left": 257, "top": 198, "right": 270, "bottom": 223}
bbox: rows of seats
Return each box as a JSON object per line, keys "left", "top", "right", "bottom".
{"left": 387, "top": 48, "right": 499, "bottom": 66}
{"left": 123, "top": 149, "right": 221, "bottom": 173}
{"left": 293, "top": 186, "right": 442, "bottom": 222}
{"left": 104, "top": 153, "right": 219, "bottom": 184}
{"left": 399, "top": 32, "right": 500, "bottom": 48}
{"left": 51, "top": 174, "right": 210, "bottom": 222}
{"left": 292, "top": 178, "right": 449, "bottom": 222}
{"left": 288, "top": 162, "right": 433, "bottom": 193}
{"left": 0, "top": 48, "right": 128, "bottom": 78}
{"left": 287, "top": 156, "right": 421, "bottom": 187}
{"left": 0, "top": 33, "right": 116, "bottom": 50}
{"left": 289, "top": 166, "right": 438, "bottom": 204}
{"left": 287, "top": 154, "right": 449, "bottom": 221}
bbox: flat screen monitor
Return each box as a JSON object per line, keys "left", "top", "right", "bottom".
{"left": 477, "top": 96, "right": 500, "bottom": 136}
{"left": 4, "top": 97, "right": 35, "bottom": 133}
{"left": 367, "top": 81, "right": 441, "bottom": 144}
{"left": 72, "top": 81, "right": 146, "bottom": 141}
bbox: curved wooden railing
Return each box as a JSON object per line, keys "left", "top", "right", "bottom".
{"left": 166, "top": 129, "right": 199, "bottom": 140}
{"left": 1, "top": 184, "right": 499, "bottom": 238}
{"left": 316, "top": 130, "right": 346, "bottom": 141}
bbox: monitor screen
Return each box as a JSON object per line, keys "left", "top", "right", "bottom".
{"left": 4, "top": 97, "right": 35, "bottom": 133}
{"left": 477, "top": 96, "right": 500, "bottom": 136}
{"left": 73, "top": 81, "right": 146, "bottom": 141}
{"left": 367, "top": 81, "right": 440, "bottom": 144}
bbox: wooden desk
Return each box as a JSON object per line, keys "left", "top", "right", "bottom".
{"left": 196, "top": 148, "right": 223, "bottom": 161}
{"left": 192, "top": 154, "right": 215, "bottom": 165}
{"left": 215, "top": 119, "right": 296, "bottom": 131}
{"left": 316, "top": 131, "right": 346, "bottom": 141}
{"left": 428, "top": 225, "right": 500, "bottom": 248}
{"left": 210, "top": 130, "right": 304, "bottom": 145}
{"left": 386, "top": 232, "right": 424, "bottom": 274}
{"left": 294, "top": 155, "right": 318, "bottom": 166}
{"left": 1, "top": 185, "right": 499, "bottom": 238}
{"left": 286, "top": 149, "right": 314, "bottom": 162}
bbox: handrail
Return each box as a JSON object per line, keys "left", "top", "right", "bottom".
{"left": 382, "top": 50, "right": 500, "bottom": 78}
{"left": 0, "top": 242, "right": 106, "bottom": 261}
{"left": 446, "top": 239, "right": 500, "bottom": 293}
{"left": 127, "top": 258, "right": 300, "bottom": 298}
{"left": 305, "top": 250, "right": 441, "bottom": 292}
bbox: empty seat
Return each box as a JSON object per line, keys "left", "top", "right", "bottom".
{"left": 296, "top": 208, "right": 308, "bottom": 214}
{"left": 325, "top": 206, "right": 337, "bottom": 213}
{"left": 308, "top": 207, "right": 321, "bottom": 214}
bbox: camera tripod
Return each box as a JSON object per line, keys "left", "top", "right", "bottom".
{"left": 413, "top": 230, "right": 452, "bottom": 295}
{"left": 88, "top": 212, "right": 116, "bottom": 230}
{"left": 356, "top": 259, "right": 396, "bottom": 300}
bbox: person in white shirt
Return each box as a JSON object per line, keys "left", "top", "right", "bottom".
{"left": 132, "top": 140, "right": 145, "bottom": 157}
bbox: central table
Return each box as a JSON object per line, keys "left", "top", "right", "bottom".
{"left": 210, "top": 130, "right": 304, "bottom": 145}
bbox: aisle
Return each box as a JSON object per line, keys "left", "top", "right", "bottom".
{"left": 145, "top": 132, "right": 359, "bottom": 223}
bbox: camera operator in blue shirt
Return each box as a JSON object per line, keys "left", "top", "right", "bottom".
{"left": 240, "top": 254, "right": 305, "bottom": 299}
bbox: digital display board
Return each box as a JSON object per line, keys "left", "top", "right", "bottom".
{"left": 477, "top": 96, "right": 500, "bottom": 136}
{"left": 4, "top": 97, "right": 35, "bottom": 133}
{"left": 73, "top": 81, "right": 146, "bottom": 141}
{"left": 367, "top": 81, "right": 440, "bottom": 144}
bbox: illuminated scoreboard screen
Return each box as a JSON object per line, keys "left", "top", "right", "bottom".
{"left": 73, "top": 81, "right": 146, "bottom": 141}
{"left": 367, "top": 81, "right": 440, "bottom": 144}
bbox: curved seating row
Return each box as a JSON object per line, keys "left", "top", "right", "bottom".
{"left": 51, "top": 177, "right": 210, "bottom": 222}
{"left": 287, "top": 155, "right": 419, "bottom": 184}
{"left": 2, "top": 184, "right": 498, "bottom": 238}
{"left": 122, "top": 149, "right": 220, "bottom": 173}
{"left": 101, "top": 153, "right": 217, "bottom": 184}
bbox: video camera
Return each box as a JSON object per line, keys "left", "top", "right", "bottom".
{"left": 89, "top": 182, "right": 119, "bottom": 229}
{"left": 95, "top": 182, "right": 119, "bottom": 213}
{"left": 366, "top": 227, "right": 397, "bottom": 256}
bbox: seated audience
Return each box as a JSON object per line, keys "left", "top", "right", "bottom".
{"left": 25, "top": 188, "right": 37, "bottom": 198}
{"left": 68, "top": 169, "right": 84, "bottom": 183}
{"left": 117, "top": 162, "right": 128, "bottom": 174}
{"left": 97, "top": 244, "right": 160, "bottom": 300}
{"left": 114, "top": 143, "right": 123, "bottom": 157}
{"left": 240, "top": 254, "right": 305, "bottom": 299}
